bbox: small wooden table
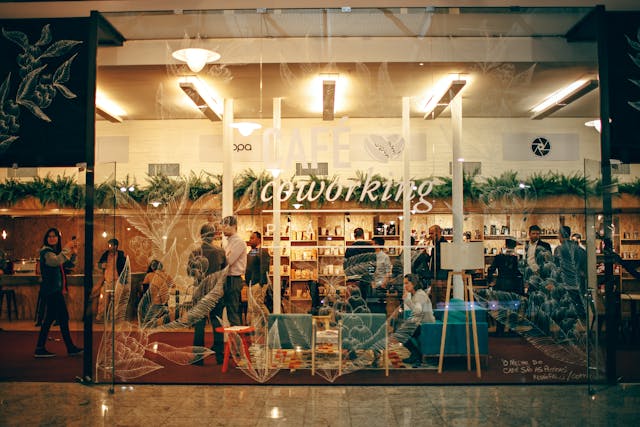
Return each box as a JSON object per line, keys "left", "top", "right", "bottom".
{"left": 214, "top": 325, "right": 255, "bottom": 373}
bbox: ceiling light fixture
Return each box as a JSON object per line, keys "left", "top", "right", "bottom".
{"left": 172, "top": 47, "right": 220, "bottom": 73}
{"left": 531, "top": 78, "right": 599, "bottom": 120}
{"left": 585, "top": 119, "right": 602, "bottom": 133}
{"left": 179, "top": 76, "right": 223, "bottom": 121}
{"left": 95, "top": 92, "right": 125, "bottom": 123}
{"left": 230, "top": 121, "right": 262, "bottom": 136}
{"left": 423, "top": 75, "right": 468, "bottom": 120}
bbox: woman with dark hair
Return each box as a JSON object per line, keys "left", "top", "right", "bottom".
{"left": 393, "top": 273, "right": 435, "bottom": 366}
{"left": 34, "top": 228, "right": 83, "bottom": 358}
{"left": 139, "top": 259, "right": 174, "bottom": 327}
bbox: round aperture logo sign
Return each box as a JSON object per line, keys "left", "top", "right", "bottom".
{"left": 531, "top": 137, "right": 551, "bottom": 157}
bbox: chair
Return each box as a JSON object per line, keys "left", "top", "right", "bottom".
{"left": 340, "top": 313, "right": 388, "bottom": 376}
{"left": 266, "top": 314, "right": 315, "bottom": 374}
{"left": 0, "top": 286, "right": 19, "bottom": 321}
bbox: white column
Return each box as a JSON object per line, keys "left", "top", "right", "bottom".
{"left": 222, "top": 99, "right": 234, "bottom": 217}
{"left": 451, "top": 94, "right": 464, "bottom": 299}
{"left": 272, "top": 97, "right": 282, "bottom": 314}
{"left": 402, "top": 97, "right": 412, "bottom": 278}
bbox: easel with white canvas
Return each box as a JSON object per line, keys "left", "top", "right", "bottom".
{"left": 437, "top": 242, "right": 484, "bottom": 378}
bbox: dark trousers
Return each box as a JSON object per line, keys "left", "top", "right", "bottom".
{"left": 225, "top": 276, "right": 243, "bottom": 326}
{"left": 35, "top": 292, "right": 75, "bottom": 351}
{"left": 193, "top": 301, "right": 225, "bottom": 358}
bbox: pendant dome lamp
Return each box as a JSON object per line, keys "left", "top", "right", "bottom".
{"left": 172, "top": 47, "right": 220, "bottom": 73}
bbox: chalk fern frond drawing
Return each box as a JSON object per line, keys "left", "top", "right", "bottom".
{"left": 0, "top": 24, "right": 82, "bottom": 153}
{"left": 626, "top": 27, "right": 640, "bottom": 112}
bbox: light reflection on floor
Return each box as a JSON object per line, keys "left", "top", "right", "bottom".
{"left": 0, "top": 382, "right": 638, "bottom": 426}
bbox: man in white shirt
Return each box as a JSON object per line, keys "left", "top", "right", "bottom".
{"left": 221, "top": 216, "right": 247, "bottom": 326}
{"left": 525, "top": 225, "right": 551, "bottom": 274}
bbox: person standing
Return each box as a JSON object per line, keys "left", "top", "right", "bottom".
{"left": 343, "top": 227, "right": 375, "bottom": 300}
{"left": 344, "top": 227, "right": 374, "bottom": 260}
{"left": 554, "top": 226, "right": 587, "bottom": 294}
{"left": 372, "top": 236, "right": 392, "bottom": 291}
{"left": 487, "top": 238, "right": 523, "bottom": 295}
{"left": 188, "top": 223, "right": 227, "bottom": 365}
{"left": 524, "top": 225, "right": 551, "bottom": 275}
{"left": 486, "top": 238, "right": 523, "bottom": 336}
{"left": 245, "top": 231, "right": 271, "bottom": 317}
{"left": 34, "top": 228, "right": 83, "bottom": 358}
{"left": 94, "top": 238, "right": 126, "bottom": 321}
{"left": 426, "top": 225, "right": 448, "bottom": 304}
{"left": 221, "top": 216, "right": 247, "bottom": 326}
{"left": 426, "top": 225, "right": 448, "bottom": 280}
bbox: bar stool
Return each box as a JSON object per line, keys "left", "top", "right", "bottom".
{"left": 214, "top": 325, "right": 255, "bottom": 373}
{"left": 0, "top": 286, "right": 19, "bottom": 321}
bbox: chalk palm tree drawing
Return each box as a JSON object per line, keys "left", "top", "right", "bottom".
{"left": 0, "top": 24, "right": 82, "bottom": 153}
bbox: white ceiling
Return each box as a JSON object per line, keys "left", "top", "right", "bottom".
{"left": 3, "top": 3, "right": 627, "bottom": 121}
{"left": 93, "top": 7, "right": 603, "bottom": 121}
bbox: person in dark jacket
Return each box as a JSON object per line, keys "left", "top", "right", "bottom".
{"left": 94, "top": 238, "right": 127, "bottom": 321}
{"left": 245, "top": 231, "right": 271, "bottom": 317}
{"left": 34, "top": 228, "right": 83, "bottom": 358}
{"left": 343, "top": 227, "right": 375, "bottom": 300}
{"left": 188, "top": 223, "right": 227, "bottom": 365}
{"left": 487, "top": 238, "right": 523, "bottom": 336}
{"left": 487, "top": 238, "right": 523, "bottom": 294}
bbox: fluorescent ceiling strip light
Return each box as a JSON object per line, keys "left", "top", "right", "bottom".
{"left": 95, "top": 93, "right": 125, "bottom": 123}
{"left": 178, "top": 75, "right": 223, "bottom": 121}
{"left": 531, "top": 78, "right": 599, "bottom": 120}
{"left": 423, "top": 76, "right": 467, "bottom": 120}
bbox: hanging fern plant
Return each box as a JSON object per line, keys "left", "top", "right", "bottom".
{"left": 187, "top": 171, "right": 221, "bottom": 200}
{"left": 619, "top": 178, "right": 640, "bottom": 196}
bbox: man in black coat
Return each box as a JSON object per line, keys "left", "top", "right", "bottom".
{"left": 188, "top": 223, "right": 227, "bottom": 365}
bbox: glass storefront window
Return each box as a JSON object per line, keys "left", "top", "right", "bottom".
{"left": 3, "top": 5, "right": 640, "bottom": 386}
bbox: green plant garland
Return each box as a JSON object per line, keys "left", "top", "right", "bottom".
{"left": 0, "top": 169, "right": 635, "bottom": 210}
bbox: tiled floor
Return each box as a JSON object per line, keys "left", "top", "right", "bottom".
{"left": 0, "top": 382, "right": 638, "bottom": 426}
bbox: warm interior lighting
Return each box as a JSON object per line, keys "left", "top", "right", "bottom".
{"left": 322, "top": 80, "right": 336, "bottom": 121}
{"left": 309, "top": 74, "right": 347, "bottom": 116}
{"left": 585, "top": 119, "right": 602, "bottom": 133}
{"left": 1, "top": 229, "right": 7, "bottom": 239}
{"left": 268, "top": 168, "right": 281, "bottom": 178}
{"left": 172, "top": 48, "right": 220, "bottom": 73}
{"left": 319, "top": 73, "right": 339, "bottom": 121}
{"left": 95, "top": 92, "right": 125, "bottom": 123}
{"left": 179, "top": 76, "right": 223, "bottom": 121}
{"left": 423, "top": 75, "right": 468, "bottom": 120}
{"left": 230, "top": 122, "right": 262, "bottom": 136}
{"left": 531, "top": 78, "right": 599, "bottom": 120}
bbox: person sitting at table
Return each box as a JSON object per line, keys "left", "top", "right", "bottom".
{"left": 139, "top": 260, "right": 175, "bottom": 327}
{"left": 392, "top": 274, "right": 435, "bottom": 366}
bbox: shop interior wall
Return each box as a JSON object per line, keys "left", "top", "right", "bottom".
{"left": 85, "top": 116, "right": 620, "bottom": 185}
{"left": 2, "top": 115, "right": 638, "bottom": 275}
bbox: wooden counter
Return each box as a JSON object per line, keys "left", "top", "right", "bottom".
{"left": 0, "top": 273, "right": 145, "bottom": 321}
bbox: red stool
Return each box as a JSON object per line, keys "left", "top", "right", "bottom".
{"left": 215, "top": 326, "right": 255, "bottom": 373}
